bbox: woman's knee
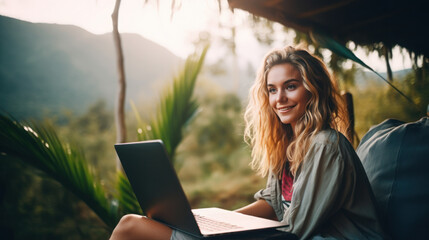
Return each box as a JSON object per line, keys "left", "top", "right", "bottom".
{"left": 118, "top": 214, "right": 142, "bottom": 227}
{"left": 110, "top": 214, "right": 172, "bottom": 240}
{"left": 111, "top": 214, "right": 144, "bottom": 239}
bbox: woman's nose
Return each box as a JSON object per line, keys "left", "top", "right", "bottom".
{"left": 276, "top": 89, "right": 287, "bottom": 102}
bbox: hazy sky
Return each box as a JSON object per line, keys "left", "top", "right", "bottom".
{"left": 0, "top": 0, "right": 220, "bottom": 58}
{"left": 0, "top": 0, "right": 412, "bottom": 72}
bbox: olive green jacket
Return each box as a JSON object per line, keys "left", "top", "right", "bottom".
{"left": 255, "top": 129, "right": 387, "bottom": 239}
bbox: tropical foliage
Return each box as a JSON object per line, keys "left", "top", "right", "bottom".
{"left": 0, "top": 115, "right": 119, "bottom": 228}
{"left": 133, "top": 46, "right": 208, "bottom": 160}
{"left": 0, "top": 46, "right": 208, "bottom": 234}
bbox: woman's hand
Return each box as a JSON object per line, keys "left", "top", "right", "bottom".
{"left": 235, "top": 199, "right": 278, "bottom": 221}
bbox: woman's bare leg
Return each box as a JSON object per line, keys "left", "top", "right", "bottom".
{"left": 110, "top": 214, "right": 173, "bottom": 240}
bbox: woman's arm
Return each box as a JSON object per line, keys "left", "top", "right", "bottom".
{"left": 235, "top": 199, "right": 278, "bottom": 221}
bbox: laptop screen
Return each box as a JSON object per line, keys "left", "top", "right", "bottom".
{"left": 115, "top": 140, "right": 201, "bottom": 236}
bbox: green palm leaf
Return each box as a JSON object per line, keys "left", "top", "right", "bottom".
{"left": 0, "top": 116, "right": 118, "bottom": 229}
{"left": 115, "top": 170, "right": 142, "bottom": 215}
{"left": 136, "top": 45, "right": 208, "bottom": 160}
{"left": 310, "top": 31, "right": 416, "bottom": 105}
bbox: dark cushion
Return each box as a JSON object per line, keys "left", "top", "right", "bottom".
{"left": 356, "top": 117, "right": 429, "bottom": 240}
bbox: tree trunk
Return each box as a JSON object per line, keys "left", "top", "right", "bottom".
{"left": 112, "top": 0, "right": 127, "bottom": 170}
{"left": 384, "top": 45, "right": 393, "bottom": 82}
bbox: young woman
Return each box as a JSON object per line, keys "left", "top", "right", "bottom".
{"left": 238, "top": 46, "right": 386, "bottom": 239}
{"left": 109, "top": 46, "right": 386, "bottom": 239}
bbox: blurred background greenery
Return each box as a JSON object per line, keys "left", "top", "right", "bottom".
{"left": 1, "top": 1, "right": 428, "bottom": 239}
{"left": 2, "top": 66, "right": 426, "bottom": 239}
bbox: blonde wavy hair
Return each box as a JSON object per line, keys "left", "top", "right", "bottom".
{"left": 244, "top": 46, "right": 349, "bottom": 178}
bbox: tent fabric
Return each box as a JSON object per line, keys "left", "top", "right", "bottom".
{"left": 356, "top": 117, "right": 429, "bottom": 239}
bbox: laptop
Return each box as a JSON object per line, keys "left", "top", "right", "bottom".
{"left": 114, "top": 140, "right": 288, "bottom": 238}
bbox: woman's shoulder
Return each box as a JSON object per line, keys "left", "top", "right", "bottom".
{"left": 312, "top": 128, "right": 341, "bottom": 144}
{"left": 299, "top": 129, "right": 347, "bottom": 175}
{"left": 311, "top": 128, "right": 352, "bottom": 152}
{"left": 301, "top": 129, "right": 355, "bottom": 170}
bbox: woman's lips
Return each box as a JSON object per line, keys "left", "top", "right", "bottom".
{"left": 277, "top": 105, "right": 295, "bottom": 113}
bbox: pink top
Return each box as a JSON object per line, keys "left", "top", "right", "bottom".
{"left": 282, "top": 166, "right": 294, "bottom": 201}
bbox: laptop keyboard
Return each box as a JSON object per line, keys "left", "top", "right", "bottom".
{"left": 194, "top": 214, "right": 243, "bottom": 232}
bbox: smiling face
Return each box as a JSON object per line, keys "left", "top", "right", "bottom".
{"left": 267, "top": 63, "right": 311, "bottom": 131}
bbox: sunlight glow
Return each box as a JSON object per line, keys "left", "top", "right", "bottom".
{"left": 0, "top": 0, "right": 412, "bottom": 71}
{"left": 0, "top": 0, "right": 220, "bottom": 58}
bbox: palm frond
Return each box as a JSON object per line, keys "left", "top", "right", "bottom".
{"left": 115, "top": 170, "right": 142, "bottom": 215}
{"left": 137, "top": 45, "right": 209, "bottom": 160}
{"left": 310, "top": 30, "right": 416, "bottom": 106}
{"left": 0, "top": 116, "right": 118, "bottom": 229}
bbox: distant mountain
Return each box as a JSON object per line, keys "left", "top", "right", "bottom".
{"left": 0, "top": 15, "right": 182, "bottom": 120}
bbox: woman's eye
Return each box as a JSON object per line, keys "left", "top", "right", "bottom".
{"left": 268, "top": 88, "right": 277, "bottom": 93}
{"left": 286, "top": 84, "right": 297, "bottom": 90}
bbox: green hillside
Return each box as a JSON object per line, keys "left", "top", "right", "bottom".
{"left": 0, "top": 15, "right": 182, "bottom": 120}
